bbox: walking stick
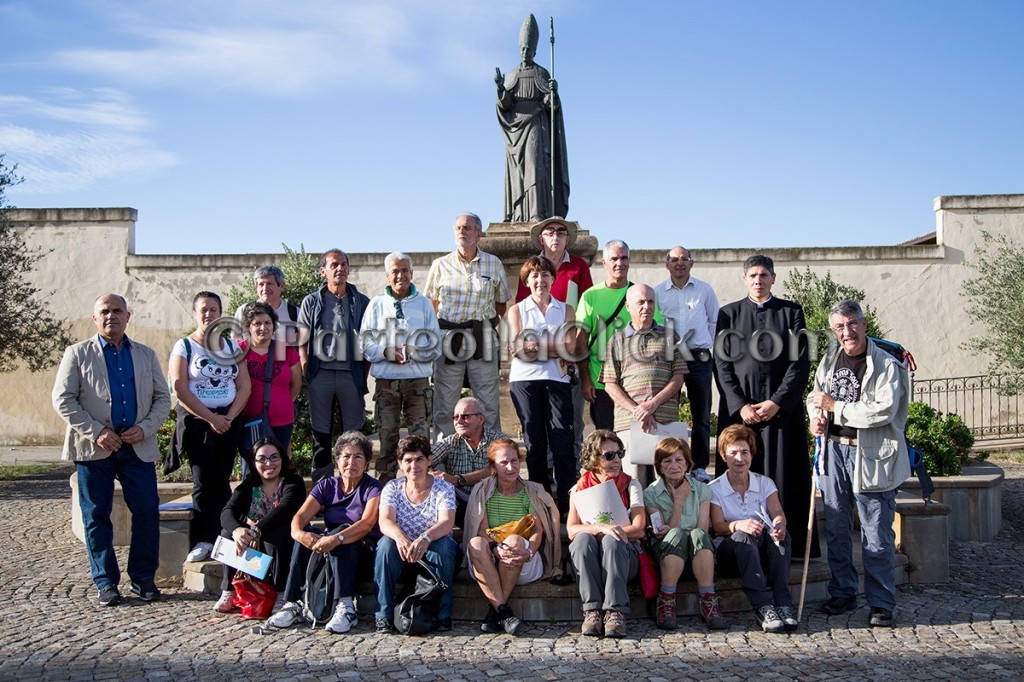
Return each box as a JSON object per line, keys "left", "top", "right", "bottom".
{"left": 549, "top": 17, "right": 556, "bottom": 216}
{"left": 797, "top": 424, "right": 824, "bottom": 622}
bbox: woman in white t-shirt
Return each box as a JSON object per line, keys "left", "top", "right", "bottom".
{"left": 566, "top": 430, "right": 646, "bottom": 639}
{"left": 169, "top": 291, "right": 251, "bottom": 563}
{"left": 709, "top": 424, "right": 796, "bottom": 634}
{"left": 374, "top": 435, "right": 459, "bottom": 634}
{"left": 507, "top": 255, "right": 577, "bottom": 519}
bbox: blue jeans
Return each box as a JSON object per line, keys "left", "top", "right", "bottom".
{"left": 373, "top": 535, "right": 459, "bottom": 622}
{"left": 820, "top": 440, "right": 898, "bottom": 611}
{"left": 76, "top": 449, "right": 159, "bottom": 590}
{"left": 683, "top": 354, "right": 713, "bottom": 470}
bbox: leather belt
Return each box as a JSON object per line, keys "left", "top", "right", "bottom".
{"left": 828, "top": 434, "right": 857, "bottom": 446}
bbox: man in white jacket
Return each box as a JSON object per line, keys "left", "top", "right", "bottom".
{"left": 807, "top": 299, "right": 911, "bottom": 628}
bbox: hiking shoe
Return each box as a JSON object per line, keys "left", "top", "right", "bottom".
{"left": 777, "top": 605, "right": 799, "bottom": 631}
{"left": 603, "top": 609, "right": 627, "bottom": 638}
{"left": 267, "top": 601, "right": 301, "bottom": 628}
{"left": 581, "top": 609, "right": 603, "bottom": 637}
{"left": 497, "top": 604, "right": 522, "bottom": 636}
{"left": 326, "top": 607, "right": 358, "bottom": 634}
{"left": 819, "top": 595, "right": 858, "bottom": 615}
{"left": 868, "top": 607, "right": 894, "bottom": 628}
{"left": 186, "top": 542, "right": 214, "bottom": 563}
{"left": 692, "top": 467, "right": 712, "bottom": 483}
{"left": 655, "top": 592, "right": 677, "bottom": 630}
{"left": 130, "top": 581, "right": 160, "bottom": 603}
{"left": 97, "top": 585, "right": 121, "bottom": 606}
{"left": 756, "top": 604, "right": 785, "bottom": 633}
{"left": 480, "top": 605, "right": 501, "bottom": 633}
{"left": 375, "top": 617, "right": 396, "bottom": 633}
{"left": 213, "top": 590, "right": 236, "bottom": 613}
{"left": 699, "top": 591, "right": 729, "bottom": 630}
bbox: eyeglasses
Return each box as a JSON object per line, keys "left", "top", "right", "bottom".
{"left": 542, "top": 228, "right": 569, "bottom": 237}
{"left": 831, "top": 321, "right": 862, "bottom": 333}
{"left": 667, "top": 257, "right": 693, "bottom": 264}
{"left": 600, "top": 450, "right": 624, "bottom": 461}
{"left": 453, "top": 413, "right": 483, "bottom": 421}
{"left": 254, "top": 454, "right": 281, "bottom": 464}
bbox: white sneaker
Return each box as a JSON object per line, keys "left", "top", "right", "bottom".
{"left": 186, "top": 542, "right": 214, "bottom": 563}
{"left": 267, "top": 601, "right": 301, "bottom": 628}
{"left": 325, "top": 607, "right": 358, "bottom": 634}
{"left": 213, "top": 590, "right": 236, "bottom": 613}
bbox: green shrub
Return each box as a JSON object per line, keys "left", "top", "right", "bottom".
{"left": 905, "top": 401, "right": 976, "bottom": 476}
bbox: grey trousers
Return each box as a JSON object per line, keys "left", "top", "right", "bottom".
{"left": 569, "top": 533, "right": 639, "bottom": 613}
{"left": 432, "top": 330, "right": 501, "bottom": 437}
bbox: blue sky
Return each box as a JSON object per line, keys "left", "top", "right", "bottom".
{"left": 3, "top": 0, "right": 1022, "bottom": 255}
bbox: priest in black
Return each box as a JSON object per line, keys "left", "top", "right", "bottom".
{"left": 714, "top": 255, "right": 819, "bottom": 558}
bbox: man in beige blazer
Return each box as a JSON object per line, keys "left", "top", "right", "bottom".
{"left": 52, "top": 294, "right": 170, "bottom": 606}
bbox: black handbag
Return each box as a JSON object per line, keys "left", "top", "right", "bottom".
{"left": 393, "top": 559, "right": 448, "bottom": 636}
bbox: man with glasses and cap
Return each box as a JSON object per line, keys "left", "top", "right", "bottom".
{"left": 360, "top": 252, "right": 441, "bottom": 482}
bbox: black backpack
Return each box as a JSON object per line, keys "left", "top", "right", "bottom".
{"left": 301, "top": 550, "right": 337, "bottom": 628}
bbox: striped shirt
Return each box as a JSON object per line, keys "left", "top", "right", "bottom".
{"left": 601, "top": 323, "right": 687, "bottom": 432}
{"left": 423, "top": 249, "right": 512, "bottom": 324}
{"left": 485, "top": 486, "right": 534, "bottom": 527}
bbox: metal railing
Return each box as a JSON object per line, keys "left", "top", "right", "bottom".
{"left": 912, "top": 374, "right": 1024, "bottom": 441}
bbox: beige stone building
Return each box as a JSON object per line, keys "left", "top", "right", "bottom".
{"left": 5, "top": 194, "right": 1020, "bottom": 445}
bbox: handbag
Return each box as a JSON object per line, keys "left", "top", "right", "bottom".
{"left": 638, "top": 549, "right": 659, "bottom": 599}
{"left": 486, "top": 514, "right": 535, "bottom": 544}
{"left": 393, "top": 559, "right": 448, "bottom": 636}
{"left": 232, "top": 573, "right": 277, "bottom": 620}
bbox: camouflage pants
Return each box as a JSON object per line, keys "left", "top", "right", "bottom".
{"left": 374, "top": 377, "right": 431, "bottom": 482}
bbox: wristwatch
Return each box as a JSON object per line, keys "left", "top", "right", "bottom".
{"left": 456, "top": 474, "right": 467, "bottom": 487}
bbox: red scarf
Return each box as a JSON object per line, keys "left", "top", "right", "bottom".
{"left": 578, "top": 470, "right": 632, "bottom": 509}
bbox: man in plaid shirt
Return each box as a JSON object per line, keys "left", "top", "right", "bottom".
{"left": 424, "top": 213, "right": 512, "bottom": 437}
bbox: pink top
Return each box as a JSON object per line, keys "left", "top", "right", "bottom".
{"left": 239, "top": 341, "right": 300, "bottom": 426}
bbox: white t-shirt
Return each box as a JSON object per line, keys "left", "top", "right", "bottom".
{"left": 171, "top": 337, "right": 240, "bottom": 409}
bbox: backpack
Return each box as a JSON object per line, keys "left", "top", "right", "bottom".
{"left": 301, "top": 550, "right": 337, "bottom": 628}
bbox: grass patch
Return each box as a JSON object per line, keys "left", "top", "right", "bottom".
{"left": 988, "top": 450, "right": 1024, "bottom": 464}
{"left": 0, "top": 463, "right": 64, "bottom": 480}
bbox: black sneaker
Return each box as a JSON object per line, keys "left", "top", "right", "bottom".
{"left": 819, "top": 595, "right": 857, "bottom": 615}
{"left": 480, "top": 605, "right": 501, "bottom": 633}
{"left": 130, "top": 581, "right": 161, "bottom": 603}
{"left": 869, "top": 607, "right": 894, "bottom": 628}
{"left": 435, "top": 617, "right": 453, "bottom": 632}
{"left": 97, "top": 586, "right": 121, "bottom": 606}
{"left": 375, "top": 617, "right": 396, "bottom": 633}
{"left": 496, "top": 604, "right": 522, "bottom": 636}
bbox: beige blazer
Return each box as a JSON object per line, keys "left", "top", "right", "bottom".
{"left": 51, "top": 335, "right": 171, "bottom": 463}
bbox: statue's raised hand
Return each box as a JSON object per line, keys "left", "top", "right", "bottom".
{"left": 494, "top": 67, "right": 505, "bottom": 91}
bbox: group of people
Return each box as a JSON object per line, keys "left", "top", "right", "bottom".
{"left": 52, "top": 212, "right": 912, "bottom": 636}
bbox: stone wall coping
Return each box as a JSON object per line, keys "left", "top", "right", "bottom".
{"left": 894, "top": 494, "right": 952, "bottom": 516}
{"left": 934, "top": 194, "right": 1024, "bottom": 211}
{"left": 900, "top": 461, "right": 1004, "bottom": 490}
{"left": 7, "top": 207, "right": 138, "bottom": 222}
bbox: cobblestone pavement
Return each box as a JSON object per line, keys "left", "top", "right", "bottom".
{"left": 2, "top": 462, "right": 1023, "bottom": 681}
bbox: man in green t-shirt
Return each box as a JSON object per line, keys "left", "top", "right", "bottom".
{"left": 576, "top": 240, "right": 661, "bottom": 430}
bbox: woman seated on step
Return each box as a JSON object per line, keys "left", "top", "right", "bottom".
{"left": 267, "top": 431, "right": 383, "bottom": 634}
{"left": 464, "top": 437, "right": 562, "bottom": 635}
{"left": 566, "top": 429, "right": 647, "bottom": 639}
{"left": 212, "top": 437, "right": 305, "bottom": 617}
{"left": 643, "top": 437, "right": 728, "bottom": 631}
{"left": 709, "top": 424, "right": 797, "bottom": 633}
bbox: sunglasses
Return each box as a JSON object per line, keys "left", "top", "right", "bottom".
{"left": 600, "top": 450, "right": 625, "bottom": 461}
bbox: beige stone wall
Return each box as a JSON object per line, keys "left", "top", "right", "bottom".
{"left": 3, "top": 195, "right": 1020, "bottom": 444}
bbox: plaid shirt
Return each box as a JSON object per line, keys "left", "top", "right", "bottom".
{"left": 423, "top": 249, "right": 511, "bottom": 324}
{"left": 430, "top": 428, "right": 509, "bottom": 495}
{"left": 601, "top": 323, "right": 687, "bottom": 432}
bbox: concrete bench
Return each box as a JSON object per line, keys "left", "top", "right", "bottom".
{"left": 894, "top": 494, "right": 951, "bottom": 584}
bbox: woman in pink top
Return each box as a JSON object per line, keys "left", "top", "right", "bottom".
{"left": 239, "top": 301, "right": 301, "bottom": 458}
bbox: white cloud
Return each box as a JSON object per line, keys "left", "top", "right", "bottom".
{"left": 0, "top": 89, "right": 177, "bottom": 193}
{"left": 47, "top": 0, "right": 546, "bottom": 95}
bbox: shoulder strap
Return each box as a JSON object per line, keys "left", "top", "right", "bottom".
{"left": 181, "top": 336, "right": 192, "bottom": 364}
{"left": 287, "top": 302, "right": 298, "bottom": 322}
{"left": 262, "top": 341, "right": 274, "bottom": 416}
{"left": 588, "top": 283, "right": 631, "bottom": 350}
